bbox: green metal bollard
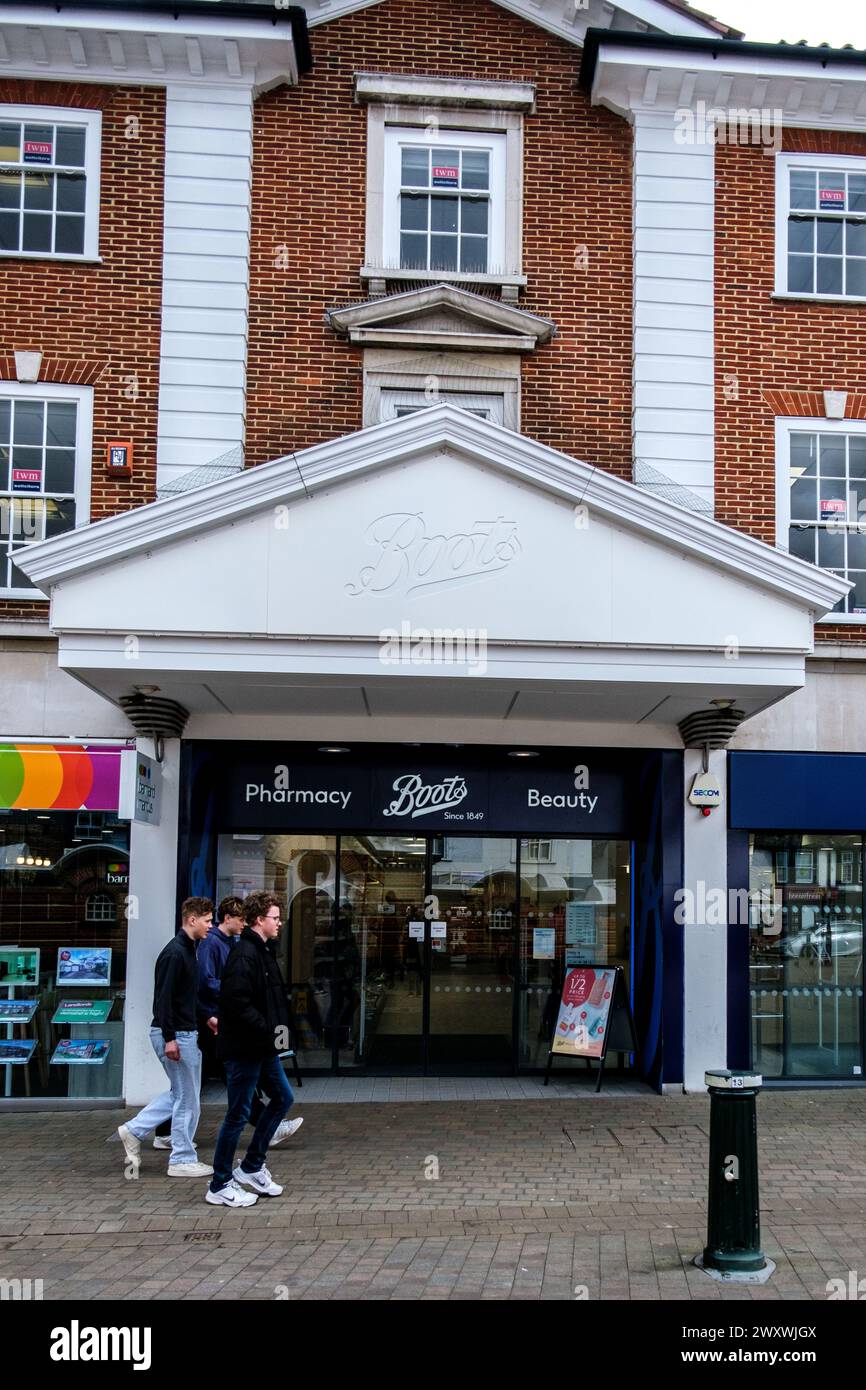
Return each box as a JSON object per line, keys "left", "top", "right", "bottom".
{"left": 695, "top": 1069, "right": 775, "bottom": 1283}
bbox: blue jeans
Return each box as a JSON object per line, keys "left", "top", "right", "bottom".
{"left": 126, "top": 1029, "right": 202, "bottom": 1165}
{"left": 210, "top": 1055, "right": 293, "bottom": 1192}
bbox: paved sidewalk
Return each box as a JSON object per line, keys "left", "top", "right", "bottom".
{"left": 1, "top": 1088, "right": 865, "bottom": 1300}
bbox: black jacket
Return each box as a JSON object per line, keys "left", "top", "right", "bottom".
{"left": 216, "top": 927, "right": 290, "bottom": 1062}
{"left": 151, "top": 930, "right": 198, "bottom": 1042}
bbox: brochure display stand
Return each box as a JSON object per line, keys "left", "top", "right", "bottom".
{"left": 0, "top": 949, "right": 42, "bottom": 1098}
{"left": 544, "top": 965, "right": 638, "bottom": 1092}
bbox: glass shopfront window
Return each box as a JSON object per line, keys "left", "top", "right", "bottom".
{"left": 0, "top": 808, "right": 129, "bottom": 1097}
{"left": 750, "top": 833, "right": 865, "bottom": 1078}
{"left": 217, "top": 830, "right": 634, "bottom": 1075}
{"left": 216, "top": 833, "right": 337, "bottom": 1069}
{"left": 519, "top": 839, "right": 632, "bottom": 1069}
{"left": 338, "top": 835, "right": 426, "bottom": 1069}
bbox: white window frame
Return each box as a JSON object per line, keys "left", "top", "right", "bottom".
{"left": 85, "top": 892, "right": 116, "bottom": 923}
{"left": 522, "top": 838, "right": 554, "bottom": 864}
{"left": 363, "top": 102, "right": 525, "bottom": 293}
{"left": 0, "top": 381, "right": 93, "bottom": 600}
{"left": 382, "top": 125, "right": 506, "bottom": 280}
{"left": 0, "top": 104, "right": 101, "bottom": 262}
{"left": 362, "top": 349, "right": 520, "bottom": 430}
{"left": 775, "top": 416, "right": 866, "bottom": 624}
{"left": 774, "top": 151, "right": 866, "bottom": 303}
{"left": 379, "top": 387, "right": 505, "bottom": 425}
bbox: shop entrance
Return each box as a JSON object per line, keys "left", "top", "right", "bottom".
{"left": 217, "top": 831, "right": 632, "bottom": 1076}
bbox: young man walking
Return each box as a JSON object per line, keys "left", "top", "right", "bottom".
{"left": 154, "top": 896, "right": 300, "bottom": 1149}
{"left": 117, "top": 897, "right": 215, "bottom": 1178}
{"left": 206, "top": 892, "right": 301, "bottom": 1208}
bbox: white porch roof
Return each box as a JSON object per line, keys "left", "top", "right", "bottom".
{"left": 18, "top": 406, "right": 847, "bottom": 742}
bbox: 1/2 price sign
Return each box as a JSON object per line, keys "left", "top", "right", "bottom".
{"left": 551, "top": 967, "right": 616, "bottom": 1058}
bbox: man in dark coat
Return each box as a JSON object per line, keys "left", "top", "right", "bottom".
{"left": 206, "top": 891, "right": 302, "bottom": 1207}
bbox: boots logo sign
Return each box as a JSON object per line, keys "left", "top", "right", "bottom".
{"left": 346, "top": 512, "right": 520, "bottom": 599}
{"left": 383, "top": 773, "right": 469, "bottom": 820}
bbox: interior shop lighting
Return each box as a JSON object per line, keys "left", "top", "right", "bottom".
{"left": 508, "top": 750, "right": 539, "bottom": 758}
{"left": 319, "top": 746, "right": 350, "bottom": 753}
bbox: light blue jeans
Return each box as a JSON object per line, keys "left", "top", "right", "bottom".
{"left": 126, "top": 1028, "right": 202, "bottom": 1165}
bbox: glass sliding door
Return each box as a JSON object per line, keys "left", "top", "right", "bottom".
{"left": 339, "top": 834, "right": 427, "bottom": 1070}
{"left": 428, "top": 837, "right": 516, "bottom": 1071}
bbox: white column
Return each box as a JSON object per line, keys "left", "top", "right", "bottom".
{"left": 682, "top": 747, "right": 728, "bottom": 1091}
{"left": 156, "top": 82, "right": 254, "bottom": 491}
{"left": 122, "top": 739, "right": 181, "bottom": 1107}
{"left": 632, "top": 109, "right": 715, "bottom": 512}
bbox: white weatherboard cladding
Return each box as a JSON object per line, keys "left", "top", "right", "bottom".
{"left": 50, "top": 449, "right": 810, "bottom": 651}
{"left": 632, "top": 111, "right": 715, "bottom": 511}
{"left": 157, "top": 84, "right": 253, "bottom": 479}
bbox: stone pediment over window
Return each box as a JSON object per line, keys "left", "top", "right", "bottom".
{"left": 327, "top": 283, "right": 555, "bottom": 353}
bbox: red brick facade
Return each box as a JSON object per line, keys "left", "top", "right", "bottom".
{"left": 244, "top": 0, "right": 633, "bottom": 477}
{"left": 2, "top": 13, "right": 865, "bottom": 651}
{"left": 715, "top": 129, "right": 866, "bottom": 644}
{"left": 0, "top": 79, "right": 165, "bottom": 621}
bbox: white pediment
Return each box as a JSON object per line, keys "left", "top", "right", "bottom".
{"left": 328, "top": 283, "right": 554, "bottom": 352}
{"left": 18, "top": 407, "right": 847, "bottom": 731}
{"left": 22, "top": 406, "right": 846, "bottom": 650}
{"left": 299, "top": 0, "right": 736, "bottom": 47}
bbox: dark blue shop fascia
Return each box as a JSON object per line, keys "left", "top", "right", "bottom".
{"left": 176, "top": 741, "right": 684, "bottom": 1087}
{"left": 730, "top": 751, "right": 866, "bottom": 831}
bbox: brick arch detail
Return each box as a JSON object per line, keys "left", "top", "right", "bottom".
{"left": 0, "top": 354, "right": 109, "bottom": 387}
{"left": 761, "top": 389, "right": 866, "bottom": 420}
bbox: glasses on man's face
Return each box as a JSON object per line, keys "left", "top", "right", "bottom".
{"left": 266, "top": 913, "right": 282, "bottom": 924}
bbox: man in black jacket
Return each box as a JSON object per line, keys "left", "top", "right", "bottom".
{"left": 206, "top": 891, "right": 301, "bottom": 1207}
{"left": 117, "top": 897, "right": 215, "bottom": 1178}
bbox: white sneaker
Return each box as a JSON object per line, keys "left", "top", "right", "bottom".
{"left": 153, "top": 1136, "right": 172, "bottom": 1150}
{"left": 205, "top": 1179, "right": 258, "bottom": 1208}
{"left": 167, "top": 1161, "right": 214, "bottom": 1177}
{"left": 117, "top": 1124, "right": 140, "bottom": 1169}
{"left": 233, "top": 1163, "right": 283, "bottom": 1197}
{"left": 270, "top": 1117, "right": 304, "bottom": 1147}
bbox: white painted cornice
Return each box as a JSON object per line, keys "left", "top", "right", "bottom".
{"left": 354, "top": 73, "right": 537, "bottom": 112}
{"left": 327, "top": 282, "right": 555, "bottom": 350}
{"left": 591, "top": 41, "right": 866, "bottom": 130}
{"left": 17, "top": 404, "right": 848, "bottom": 615}
{"left": 0, "top": 5, "right": 299, "bottom": 90}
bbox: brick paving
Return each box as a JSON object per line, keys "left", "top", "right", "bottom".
{"left": 1, "top": 1088, "right": 865, "bottom": 1300}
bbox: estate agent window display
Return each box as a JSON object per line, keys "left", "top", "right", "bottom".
{"left": 0, "top": 808, "right": 129, "bottom": 1098}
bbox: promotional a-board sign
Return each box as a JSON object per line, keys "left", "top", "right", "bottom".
{"left": 544, "top": 965, "right": 638, "bottom": 1091}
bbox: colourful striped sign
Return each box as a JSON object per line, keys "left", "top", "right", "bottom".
{"left": 0, "top": 744, "right": 132, "bottom": 811}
